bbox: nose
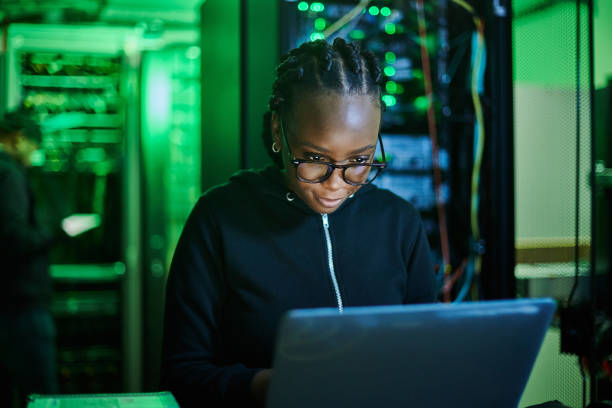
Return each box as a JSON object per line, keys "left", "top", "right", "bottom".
{"left": 322, "top": 167, "right": 347, "bottom": 190}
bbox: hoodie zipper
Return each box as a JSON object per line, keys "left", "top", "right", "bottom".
{"left": 321, "top": 214, "right": 344, "bottom": 313}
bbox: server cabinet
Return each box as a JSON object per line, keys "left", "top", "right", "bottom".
{"left": 278, "top": 0, "right": 514, "bottom": 301}
{"left": 4, "top": 23, "right": 200, "bottom": 392}
{"left": 6, "top": 25, "right": 133, "bottom": 392}
{"left": 140, "top": 44, "right": 202, "bottom": 391}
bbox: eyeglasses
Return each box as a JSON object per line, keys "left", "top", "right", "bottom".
{"left": 280, "top": 118, "right": 387, "bottom": 186}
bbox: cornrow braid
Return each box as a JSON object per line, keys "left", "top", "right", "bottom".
{"left": 262, "top": 38, "right": 383, "bottom": 167}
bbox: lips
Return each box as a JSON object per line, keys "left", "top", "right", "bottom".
{"left": 317, "top": 196, "right": 345, "bottom": 208}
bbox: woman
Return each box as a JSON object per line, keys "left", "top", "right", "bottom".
{"left": 160, "top": 38, "right": 437, "bottom": 407}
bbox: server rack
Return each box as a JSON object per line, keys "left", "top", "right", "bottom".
{"left": 4, "top": 23, "right": 200, "bottom": 392}
{"left": 6, "top": 28, "right": 131, "bottom": 392}
{"left": 140, "top": 44, "right": 202, "bottom": 391}
{"left": 278, "top": 0, "right": 515, "bottom": 301}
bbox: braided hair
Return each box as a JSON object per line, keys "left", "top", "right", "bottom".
{"left": 263, "top": 38, "right": 384, "bottom": 167}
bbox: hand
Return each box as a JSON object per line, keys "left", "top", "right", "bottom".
{"left": 250, "top": 368, "right": 273, "bottom": 406}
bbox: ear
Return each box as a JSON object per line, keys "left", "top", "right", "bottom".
{"left": 270, "top": 111, "right": 282, "bottom": 147}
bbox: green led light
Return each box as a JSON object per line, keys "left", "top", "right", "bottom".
{"left": 349, "top": 29, "right": 365, "bottom": 40}
{"left": 385, "top": 23, "right": 396, "bottom": 35}
{"left": 383, "top": 66, "right": 396, "bottom": 77}
{"left": 385, "top": 51, "right": 396, "bottom": 63}
{"left": 29, "top": 150, "right": 45, "bottom": 167}
{"left": 310, "top": 32, "right": 325, "bottom": 41}
{"left": 381, "top": 6, "right": 392, "bottom": 16}
{"left": 382, "top": 94, "right": 396, "bottom": 107}
{"left": 314, "top": 17, "right": 326, "bottom": 31}
{"left": 310, "top": 2, "right": 324, "bottom": 12}
{"left": 185, "top": 46, "right": 200, "bottom": 60}
{"left": 368, "top": 6, "right": 380, "bottom": 16}
{"left": 375, "top": 152, "right": 390, "bottom": 162}
{"left": 385, "top": 81, "right": 398, "bottom": 94}
{"left": 297, "top": 1, "right": 309, "bottom": 11}
{"left": 414, "top": 95, "right": 430, "bottom": 111}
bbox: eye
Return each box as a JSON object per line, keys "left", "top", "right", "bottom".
{"left": 350, "top": 156, "right": 370, "bottom": 164}
{"left": 306, "top": 153, "right": 326, "bottom": 162}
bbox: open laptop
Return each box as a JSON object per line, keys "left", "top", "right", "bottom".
{"left": 266, "top": 298, "right": 556, "bottom": 408}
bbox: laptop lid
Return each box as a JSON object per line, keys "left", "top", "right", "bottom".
{"left": 266, "top": 298, "right": 556, "bottom": 408}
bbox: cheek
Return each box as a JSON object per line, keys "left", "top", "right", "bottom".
{"left": 295, "top": 181, "right": 316, "bottom": 198}
{"left": 345, "top": 184, "right": 361, "bottom": 197}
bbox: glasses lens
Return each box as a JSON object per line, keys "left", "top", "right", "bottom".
{"left": 345, "top": 165, "right": 381, "bottom": 185}
{"left": 297, "top": 163, "right": 331, "bottom": 182}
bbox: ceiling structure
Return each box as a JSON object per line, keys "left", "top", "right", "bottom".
{"left": 0, "top": 0, "right": 204, "bottom": 26}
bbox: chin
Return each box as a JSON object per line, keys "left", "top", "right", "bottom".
{"left": 311, "top": 200, "right": 345, "bottom": 214}
{"left": 316, "top": 206, "right": 338, "bottom": 214}
{"left": 297, "top": 189, "right": 348, "bottom": 214}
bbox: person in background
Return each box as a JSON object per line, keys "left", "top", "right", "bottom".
{"left": 160, "top": 38, "right": 437, "bottom": 408}
{"left": 0, "top": 111, "right": 61, "bottom": 408}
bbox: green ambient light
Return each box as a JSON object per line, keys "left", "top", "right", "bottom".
{"left": 350, "top": 29, "right": 365, "bottom": 40}
{"left": 310, "top": 2, "right": 324, "bottom": 12}
{"left": 368, "top": 6, "right": 380, "bottom": 16}
{"left": 414, "top": 95, "right": 430, "bottom": 111}
{"left": 382, "top": 94, "right": 396, "bottom": 107}
{"left": 383, "top": 66, "right": 396, "bottom": 77}
{"left": 385, "top": 23, "right": 396, "bottom": 35}
{"left": 298, "top": 2, "right": 309, "bottom": 11}
{"left": 314, "top": 18, "right": 326, "bottom": 31}
{"left": 385, "top": 51, "right": 396, "bottom": 63}
{"left": 310, "top": 32, "right": 325, "bottom": 41}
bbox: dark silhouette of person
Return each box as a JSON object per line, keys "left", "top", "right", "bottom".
{"left": 0, "top": 111, "right": 60, "bottom": 408}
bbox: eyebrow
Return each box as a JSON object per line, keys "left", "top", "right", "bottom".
{"left": 297, "top": 141, "right": 377, "bottom": 155}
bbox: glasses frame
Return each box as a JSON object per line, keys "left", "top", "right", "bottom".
{"left": 279, "top": 118, "right": 387, "bottom": 186}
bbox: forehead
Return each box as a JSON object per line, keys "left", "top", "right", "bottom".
{"left": 287, "top": 92, "right": 381, "bottom": 150}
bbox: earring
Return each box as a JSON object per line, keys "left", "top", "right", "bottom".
{"left": 272, "top": 142, "right": 281, "bottom": 153}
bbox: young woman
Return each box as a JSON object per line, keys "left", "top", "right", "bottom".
{"left": 160, "top": 38, "right": 437, "bottom": 407}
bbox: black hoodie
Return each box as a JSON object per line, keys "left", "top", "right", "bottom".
{"left": 0, "top": 151, "right": 54, "bottom": 310}
{"left": 161, "top": 165, "right": 437, "bottom": 407}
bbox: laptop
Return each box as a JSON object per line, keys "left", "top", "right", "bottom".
{"left": 266, "top": 298, "right": 556, "bottom": 408}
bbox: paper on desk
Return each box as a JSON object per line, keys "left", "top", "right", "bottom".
{"left": 61, "top": 213, "right": 101, "bottom": 237}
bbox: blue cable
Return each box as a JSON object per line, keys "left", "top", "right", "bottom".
{"left": 453, "top": 255, "right": 474, "bottom": 303}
